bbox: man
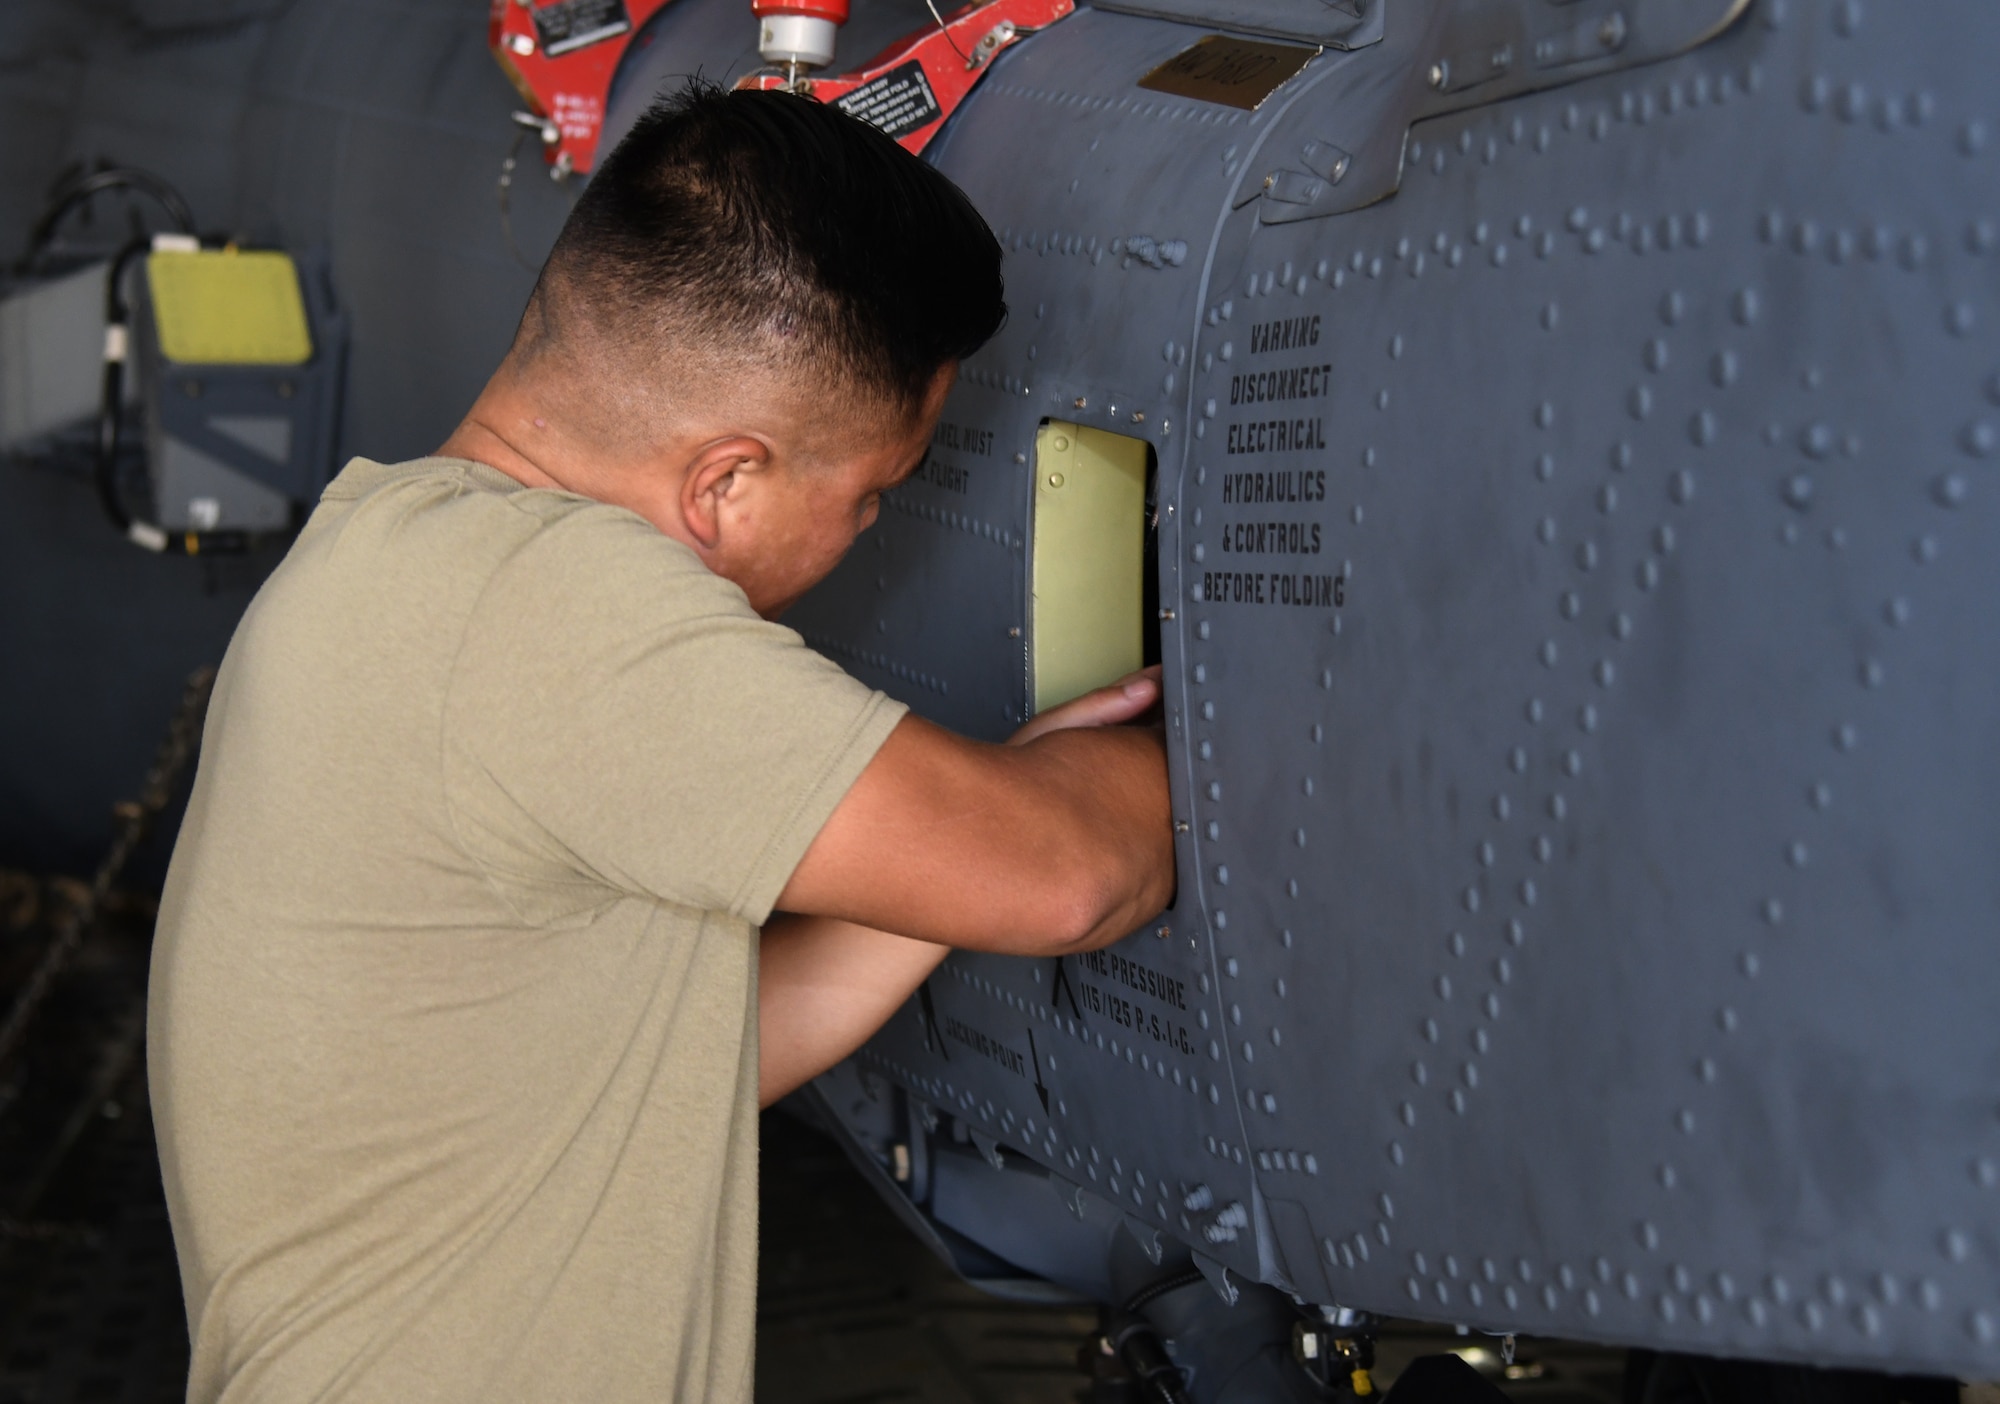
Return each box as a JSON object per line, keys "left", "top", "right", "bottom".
{"left": 148, "top": 82, "right": 1173, "bottom": 1402}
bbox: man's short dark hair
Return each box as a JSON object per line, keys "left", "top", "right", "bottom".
{"left": 534, "top": 81, "right": 1006, "bottom": 415}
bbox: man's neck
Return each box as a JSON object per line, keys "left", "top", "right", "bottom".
{"left": 437, "top": 406, "right": 568, "bottom": 492}
{"left": 435, "top": 389, "right": 716, "bottom": 570}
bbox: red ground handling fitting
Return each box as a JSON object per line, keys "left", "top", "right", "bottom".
{"left": 489, "top": 0, "right": 675, "bottom": 178}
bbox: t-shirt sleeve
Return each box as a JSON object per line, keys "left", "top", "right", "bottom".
{"left": 441, "top": 504, "right": 908, "bottom": 926}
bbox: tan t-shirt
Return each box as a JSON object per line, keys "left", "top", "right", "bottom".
{"left": 149, "top": 456, "right": 906, "bottom": 1403}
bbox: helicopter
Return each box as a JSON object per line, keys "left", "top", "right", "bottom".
{"left": 1, "top": 0, "right": 1994, "bottom": 1398}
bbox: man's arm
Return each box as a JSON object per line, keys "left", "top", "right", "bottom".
{"left": 758, "top": 670, "right": 1171, "bottom": 1106}
{"left": 773, "top": 673, "right": 1174, "bottom": 952}
{"left": 758, "top": 916, "right": 948, "bottom": 1106}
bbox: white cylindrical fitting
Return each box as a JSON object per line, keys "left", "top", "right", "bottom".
{"left": 758, "top": 13, "right": 837, "bottom": 69}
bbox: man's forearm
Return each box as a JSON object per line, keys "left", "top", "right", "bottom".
{"left": 757, "top": 912, "right": 950, "bottom": 1107}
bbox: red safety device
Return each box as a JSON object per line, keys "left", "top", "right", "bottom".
{"left": 489, "top": 0, "right": 674, "bottom": 178}
{"left": 736, "top": 0, "right": 1074, "bottom": 155}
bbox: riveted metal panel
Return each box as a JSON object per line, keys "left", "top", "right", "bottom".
{"left": 789, "top": 8, "right": 1306, "bottom": 1291}
{"left": 771, "top": 0, "right": 2000, "bottom": 1380}
{"left": 1161, "top": 0, "right": 2000, "bottom": 1375}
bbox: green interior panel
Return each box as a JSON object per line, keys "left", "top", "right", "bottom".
{"left": 1030, "top": 420, "right": 1148, "bottom": 713}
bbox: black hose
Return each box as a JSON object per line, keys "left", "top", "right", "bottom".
{"left": 23, "top": 167, "right": 197, "bottom": 272}
{"left": 1107, "top": 1268, "right": 1207, "bottom": 1404}
{"left": 1123, "top": 1267, "right": 1207, "bottom": 1315}
{"left": 95, "top": 237, "right": 151, "bottom": 537}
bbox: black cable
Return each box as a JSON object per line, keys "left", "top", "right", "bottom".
{"left": 497, "top": 126, "right": 536, "bottom": 273}
{"left": 95, "top": 237, "right": 151, "bottom": 537}
{"left": 1122, "top": 1267, "right": 1207, "bottom": 1315}
{"left": 23, "top": 167, "right": 197, "bottom": 274}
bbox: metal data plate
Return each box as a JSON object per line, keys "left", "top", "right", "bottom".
{"left": 1137, "top": 36, "right": 1323, "bottom": 112}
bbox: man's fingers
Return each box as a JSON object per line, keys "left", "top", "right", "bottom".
{"left": 1008, "top": 666, "right": 1162, "bottom": 745}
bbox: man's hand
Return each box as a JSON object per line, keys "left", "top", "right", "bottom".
{"left": 1006, "top": 666, "right": 1162, "bottom": 746}
{"left": 758, "top": 668, "right": 1172, "bottom": 1106}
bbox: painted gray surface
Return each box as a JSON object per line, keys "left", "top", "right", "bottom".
{"left": 638, "top": 0, "right": 2000, "bottom": 1380}
{"left": 0, "top": 265, "right": 108, "bottom": 451}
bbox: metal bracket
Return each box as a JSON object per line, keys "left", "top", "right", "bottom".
{"left": 1098, "top": 0, "right": 1380, "bottom": 53}
{"left": 1052, "top": 1173, "right": 1089, "bottom": 1220}
{"left": 1124, "top": 1214, "right": 1167, "bottom": 1264}
{"left": 1191, "top": 1250, "right": 1241, "bottom": 1306}
{"left": 968, "top": 1129, "right": 1006, "bottom": 1171}
{"left": 1255, "top": 0, "right": 1751, "bottom": 225}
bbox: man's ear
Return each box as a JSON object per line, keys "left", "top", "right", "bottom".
{"left": 680, "top": 436, "right": 774, "bottom": 550}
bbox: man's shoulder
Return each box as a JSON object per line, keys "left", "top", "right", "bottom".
{"left": 308, "top": 455, "right": 707, "bottom": 584}
{"left": 320, "top": 454, "right": 608, "bottom": 529}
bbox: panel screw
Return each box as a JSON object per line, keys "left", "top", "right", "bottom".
{"left": 1156, "top": 925, "right": 1171, "bottom": 940}
{"left": 509, "top": 32, "right": 535, "bottom": 55}
{"left": 1074, "top": 397, "right": 1088, "bottom": 410}
{"left": 1427, "top": 61, "right": 1447, "bottom": 88}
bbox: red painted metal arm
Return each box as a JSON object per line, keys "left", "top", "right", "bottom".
{"left": 735, "top": 0, "right": 1074, "bottom": 155}
{"left": 489, "top": 0, "right": 1072, "bottom": 175}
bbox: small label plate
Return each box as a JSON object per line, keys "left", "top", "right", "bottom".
{"left": 532, "top": 0, "right": 631, "bottom": 58}
{"left": 1137, "top": 35, "right": 1319, "bottom": 111}
{"left": 834, "top": 60, "right": 945, "bottom": 140}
